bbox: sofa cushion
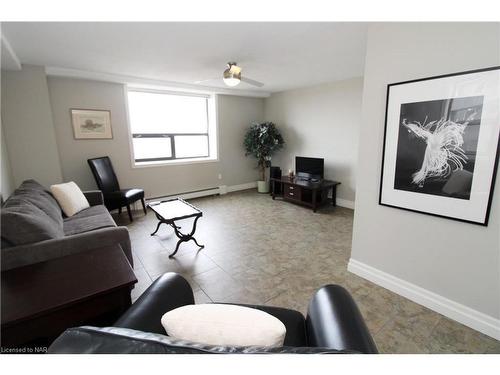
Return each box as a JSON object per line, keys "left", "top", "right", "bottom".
{"left": 50, "top": 182, "right": 90, "bottom": 217}
{"left": 235, "top": 303, "right": 308, "bottom": 347}
{"left": 11, "top": 179, "right": 63, "bottom": 226}
{"left": 63, "top": 205, "right": 116, "bottom": 236}
{"left": 161, "top": 304, "right": 287, "bottom": 347}
{"left": 1, "top": 196, "right": 64, "bottom": 245}
{"left": 48, "top": 326, "right": 350, "bottom": 354}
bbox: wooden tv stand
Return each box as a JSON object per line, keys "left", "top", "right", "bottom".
{"left": 270, "top": 176, "right": 341, "bottom": 212}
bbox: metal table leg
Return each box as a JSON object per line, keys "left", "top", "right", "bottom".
{"left": 151, "top": 212, "right": 166, "bottom": 236}
{"left": 168, "top": 215, "right": 204, "bottom": 258}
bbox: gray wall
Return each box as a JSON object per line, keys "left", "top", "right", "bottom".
{"left": 264, "top": 78, "right": 363, "bottom": 204}
{"left": 1, "top": 65, "right": 63, "bottom": 187}
{"left": 47, "top": 77, "right": 263, "bottom": 198}
{"left": 1, "top": 120, "right": 14, "bottom": 200}
{"left": 351, "top": 23, "right": 500, "bottom": 319}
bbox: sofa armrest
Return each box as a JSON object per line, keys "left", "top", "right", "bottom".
{"left": 306, "top": 285, "right": 378, "bottom": 353}
{"left": 1, "top": 226, "right": 132, "bottom": 271}
{"left": 83, "top": 190, "right": 104, "bottom": 206}
{"left": 114, "top": 273, "right": 194, "bottom": 335}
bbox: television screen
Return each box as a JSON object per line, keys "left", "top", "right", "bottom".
{"left": 296, "top": 156, "right": 324, "bottom": 178}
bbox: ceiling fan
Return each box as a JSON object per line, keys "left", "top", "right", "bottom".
{"left": 195, "top": 62, "right": 264, "bottom": 88}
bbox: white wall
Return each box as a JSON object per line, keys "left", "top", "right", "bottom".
{"left": 350, "top": 23, "right": 500, "bottom": 338}
{"left": 1, "top": 120, "right": 14, "bottom": 200}
{"left": 217, "top": 94, "right": 266, "bottom": 186}
{"left": 1, "top": 65, "right": 63, "bottom": 187}
{"left": 264, "top": 78, "right": 363, "bottom": 205}
{"left": 47, "top": 76, "right": 263, "bottom": 197}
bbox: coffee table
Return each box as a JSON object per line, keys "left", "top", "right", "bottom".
{"left": 148, "top": 198, "right": 205, "bottom": 258}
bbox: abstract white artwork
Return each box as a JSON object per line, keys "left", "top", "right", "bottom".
{"left": 380, "top": 67, "right": 500, "bottom": 225}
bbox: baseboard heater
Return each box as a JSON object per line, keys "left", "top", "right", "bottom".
{"left": 146, "top": 186, "right": 224, "bottom": 203}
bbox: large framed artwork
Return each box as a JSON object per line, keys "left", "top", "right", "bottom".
{"left": 379, "top": 67, "right": 500, "bottom": 226}
{"left": 71, "top": 109, "right": 113, "bottom": 139}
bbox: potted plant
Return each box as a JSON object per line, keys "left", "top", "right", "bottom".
{"left": 244, "top": 122, "right": 285, "bottom": 193}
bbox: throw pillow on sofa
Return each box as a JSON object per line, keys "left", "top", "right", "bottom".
{"left": 50, "top": 181, "right": 90, "bottom": 217}
{"left": 161, "top": 304, "right": 286, "bottom": 347}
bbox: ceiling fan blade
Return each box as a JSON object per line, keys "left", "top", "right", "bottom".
{"left": 240, "top": 76, "right": 264, "bottom": 87}
{"left": 194, "top": 77, "right": 220, "bottom": 84}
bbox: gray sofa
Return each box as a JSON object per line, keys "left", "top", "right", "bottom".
{"left": 1, "top": 179, "right": 132, "bottom": 271}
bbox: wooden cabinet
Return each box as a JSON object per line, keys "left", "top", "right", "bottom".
{"left": 271, "top": 176, "right": 341, "bottom": 212}
{"left": 284, "top": 183, "right": 302, "bottom": 201}
{"left": 1, "top": 245, "right": 137, "bottom": 349}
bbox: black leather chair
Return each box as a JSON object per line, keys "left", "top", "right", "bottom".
{"left": 87, "top": 156, "right": 146, "bottom": 222}
{"left": 48, "top": 273, "right": 378, "bottom": 354}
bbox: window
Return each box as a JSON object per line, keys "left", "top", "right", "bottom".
{"left": 127, "top": 89, "right": 217, "bottom": 165}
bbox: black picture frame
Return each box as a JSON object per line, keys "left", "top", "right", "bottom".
{"left": 379, "top": 66, "right": 500, "bottom": 226}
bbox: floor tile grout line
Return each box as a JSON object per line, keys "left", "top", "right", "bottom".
{"left": 196, "top": 287, "right": 215, "bottom": 302}
{"left": 263, "top": 290, "right": 287, "bottom": 305}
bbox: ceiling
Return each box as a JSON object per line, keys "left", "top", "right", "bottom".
{"left": 2, "top": 22, "right": 368, "bottom": 94}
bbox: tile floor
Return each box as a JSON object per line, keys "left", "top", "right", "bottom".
{"left": 113, "top": 189, "right": 500, "bottom": 354}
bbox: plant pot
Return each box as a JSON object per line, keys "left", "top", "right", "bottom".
{"left": 257, "top": 180, "right": 269, "bottom": 193}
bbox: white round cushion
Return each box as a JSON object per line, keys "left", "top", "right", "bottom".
{"left": 161, "top": 304, "right": 286, "bottom": 347}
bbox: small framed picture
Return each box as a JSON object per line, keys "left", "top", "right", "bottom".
{"left": 71, "top": 109, "right": 113, "bottom": 139}
{"left": 380, "top": 66, "right": 500, "bottom": 226}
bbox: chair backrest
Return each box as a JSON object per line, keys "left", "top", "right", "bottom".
{"left": 87, "top": 157, "right": 120, "bottom": 193}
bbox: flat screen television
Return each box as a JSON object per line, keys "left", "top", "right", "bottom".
{"left": 295, "top": 156, "right": 324, "bottom": 179}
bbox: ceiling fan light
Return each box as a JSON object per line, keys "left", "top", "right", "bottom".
{"left": 223, "top": 68, "right": 241, "bottom": 87}
{"left": 223, "top": 77, "right": 240, "bottom": 87}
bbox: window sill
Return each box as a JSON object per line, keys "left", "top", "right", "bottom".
{"left": 132, "top": 157, "right": 219, "bottom": 168}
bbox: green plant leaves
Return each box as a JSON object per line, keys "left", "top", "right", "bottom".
{"left": 243, "top": 122, "right": 285, "bottom": 179}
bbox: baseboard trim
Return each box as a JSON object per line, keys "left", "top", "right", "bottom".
{"left": 147, "top": 187, "right": 220, "bottom": 201}
{"left": 336, "top": 198, "right": 355, "bottom": 209}
{"left": 347, "top": 258, "right": 500, "bottom": 340}
{"left": 227, "top": 181, "right": 257, "bottom": 193}
{"left": 146, "top": 182, "right": 257, "bottom": 202}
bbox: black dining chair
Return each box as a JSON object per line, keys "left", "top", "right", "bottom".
{"left": 88, "top": 156, "right": 147, "bottom": 222}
